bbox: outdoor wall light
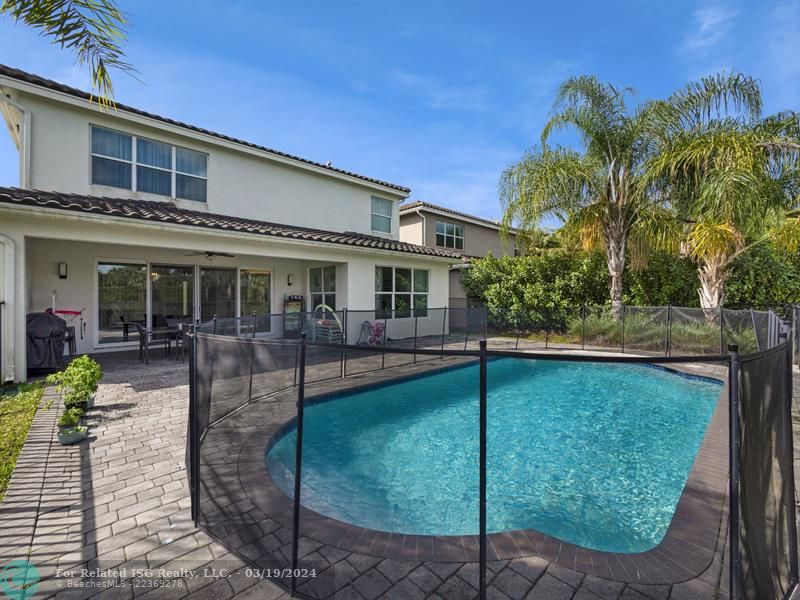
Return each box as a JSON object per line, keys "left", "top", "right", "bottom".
{"left": 287, "top": 274, "right": 294, "bottom": 286}
{"left": 58, "top": 262, "right": 68, "bottom": 279}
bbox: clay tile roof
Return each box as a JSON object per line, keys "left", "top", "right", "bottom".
{"left": 400, "top": 200, "right": 511, "bottom": 230}
{"left": 0, "top": 64, "right": 410, "bottom": 194}
{"left": 0, "top": 187, "right": 460, "bottom": 259}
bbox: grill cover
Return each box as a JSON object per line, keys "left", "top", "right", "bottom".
{"left": 26, "top": 312, "right": 66, "bottom": 372}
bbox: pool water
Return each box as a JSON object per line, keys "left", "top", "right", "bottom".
{"left": 266, "top": 358, "right": 721, "bottom": 553}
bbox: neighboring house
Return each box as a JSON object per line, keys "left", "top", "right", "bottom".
{"left": 398, "top": 201, "right": 516, "bottom": 303}
{"left": 0, "top": 65, "right": 459, "bottom": 382}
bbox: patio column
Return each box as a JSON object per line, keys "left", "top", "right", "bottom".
{"left": 0, "top": 232, "right": 25, "bottom": 382}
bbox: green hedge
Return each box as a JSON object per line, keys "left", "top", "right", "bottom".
{"left": 461, "top": 244, "right": 800, "bottom": 313}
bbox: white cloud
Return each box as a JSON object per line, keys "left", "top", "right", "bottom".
{"left": 682, "top": 4, "right": 739, "bottom": 52}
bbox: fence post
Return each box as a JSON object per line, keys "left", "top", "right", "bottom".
{"left": 440, "top": 307, "right": 447, "bottom": 359}
{"left": 341, "top": 309, "right": 348, "bottom": 379}
{"left": 728, "top": 343, "right": 741, "bottom": 600}
{"left": 413, "top": 315, "right": 419, "bottom": 365}
{"left": 515, "top": 316, "right": 521, "bottom": 350}
{"left": 581, "top": 305, "right": 586, "bottom": 351}
{"left": 252, "top": 311, "right": 257, "bottom": 338}
{"left": 749, "top": 309, "right": 759, "bottom": 351}
{"left": 188, "top": 330, "right": 199, "bottom": 525}
{"left": 291, "top": 333, "right": 307, "bottom": 594}
{"left": 382, "top": 316, "right": 388, "bottom": 371}
{"left": 247, "top": 336, "right": 255, "bottom": 402}
{"left": 719, "top": 306, "right": 725, "bottom": 354}
{"left": 621, "top": 304, "right": 626, "bottom": 353}
{"left": 666, "top": 304, "right": 672, "bottom": 357}
{"left": 464, "top": 308, "right": 470, "bottom": 351}
{"left": 781, "top": 332, "right": 800, "bottom": 584}
{"left": 479, "top": 339, "right": 488, "bottom": 600}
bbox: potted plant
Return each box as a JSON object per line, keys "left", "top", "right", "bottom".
{"left": 64, "top": 387, "right": 94, "bottom": 410}
{"left": 58, "top": 407, "right": 87, "bottom": 445}
{"left": 56, "top": 356, "right": 104, "bottom": 409}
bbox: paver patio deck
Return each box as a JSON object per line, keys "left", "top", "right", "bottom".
{"left": 0, "top": 349, "right": 796, "bottom": 599}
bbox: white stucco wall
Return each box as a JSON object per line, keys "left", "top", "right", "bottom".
{"left": 2, "top": 87, "right": 406, "bottom": 237}
{"left": 0, "top": 207, "right": 452, "bottom": 381}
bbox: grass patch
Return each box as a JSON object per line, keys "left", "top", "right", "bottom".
{"left": 0, "top": 382, "right": 44, "bottom": 502}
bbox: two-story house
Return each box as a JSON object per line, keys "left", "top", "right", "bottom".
{"left": 0, "top": 65, "right": 459, "bottom": 382}
{"left": 399, "top": 201, "right": 516, "bottom": 304}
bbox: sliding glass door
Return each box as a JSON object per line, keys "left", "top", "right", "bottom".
{"left": 199, "top": 267, "right": 236, "bottom": 322}
{"left": 240, "top": 270, "right": 272, "bottom": 333}
{"left": 97, "top": 262, "right": 147, "bottom": 344}
{"left": 96, "top": 262, "right": 274, "bottom": 343}
{"left": 150, "top": 264, "right": 194, "bottom": 328}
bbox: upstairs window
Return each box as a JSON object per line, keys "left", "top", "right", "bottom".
{"left": 90, "top": 125, "right": 208, "bottom": 202}
{"left": 435, "top": 221, "right": 464, "bottom": 250}
{"left": 176, "top": 147, "right": 208, "bottom": 202}
{"left": 371, "top": 196, "right": 393, "bottom": 233}
{"left": 136, "top": 138, "right": 172, "bottom": 196}
{"left": 91, "top": 127, "right": 132, "bottom": 189}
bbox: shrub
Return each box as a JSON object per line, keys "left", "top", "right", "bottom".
{"left": 461, "top": 250, "right": 609, "bottom": 325}
{"left": 46, "top": 355, "right": 103, "bottom": 399}
{"left": 64, "top": 387, "right": 93, "bottom": 410}
{"left": 725, "top": 244, "right": 800, "bottom": 309}
{"left": 58, "top": 407, "right": 84, "bottom": 428}
{"left": 462, "top": 244, "right": 799, "bottom": 312}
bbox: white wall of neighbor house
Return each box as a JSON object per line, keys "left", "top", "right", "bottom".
{"left": 0, "top": 208, "right": 453, "bottom": 381}
{"left": 1, "top": 88, "right": 407, "bottom": 237}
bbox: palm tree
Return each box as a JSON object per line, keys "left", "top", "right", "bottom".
{"left": 499, "top": 76, "right": 656, "bottom": 314}
{"left": 645, "top": 73, "right": 800, "bottom": 309}
{"left": 1, "top": 0, "right": 133, "bottom": 105}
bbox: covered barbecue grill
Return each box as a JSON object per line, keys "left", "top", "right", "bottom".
{"left": 26, "top": 312, "right": 67, "bottom": 374}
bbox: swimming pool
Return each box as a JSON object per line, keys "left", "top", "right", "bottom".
{"left": 266, "top": 358, "right": 721, "bottom": 553}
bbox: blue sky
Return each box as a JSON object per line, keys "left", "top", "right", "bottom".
{"left": 0, "top": 0, "right": 798, "bottom": 222}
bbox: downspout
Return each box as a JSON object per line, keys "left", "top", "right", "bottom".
{"left": 413, "top": 208, "right": 427, "bottom": 246}
{"left": 0, "top": 90, "right": 32, "bottom": 188}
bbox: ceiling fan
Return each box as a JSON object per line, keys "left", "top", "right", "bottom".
{"left": 184, "top": 251, "right": 236, "bottom": 260}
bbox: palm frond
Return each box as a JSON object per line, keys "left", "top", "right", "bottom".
{"left": 1, "top": 0, "right": 135, "bottom": 107}
{"left": 687, "top": 221, "right": 744, "bottom": 262}
{"left": 499, "top": 145, "right": 600, "bottom": 235}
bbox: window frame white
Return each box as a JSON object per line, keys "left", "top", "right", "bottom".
{"left": 89, "top": 125, "right": 208, "bottom": 202}
{"left": 435, "top": 220, "right": 465, "bottom": 250}
{"left": 89, "top": 126, "right": 134, "bottom": 191}
{"left": 308, "top": 265, "right": 337, "bottom": 312}
{"left": 371, "top": 196, "right": 393, "bottom": 234}
{"left": 374, "top": 266, "right": 429, "bottom": 319}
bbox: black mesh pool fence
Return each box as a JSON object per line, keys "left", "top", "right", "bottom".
{"left": 737, "top": 338, "right": 798, "bottom": 599}
{"left": 187, "top": 306, "right": 796, "bottom": 600}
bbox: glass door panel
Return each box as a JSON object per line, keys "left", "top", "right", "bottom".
{"left": 150, "top": 264, "right": 194, "bottom": 328}
{"left": 97, "top": 262, "right": 146, "bottom": 344}
{"left": 200, "top": 267, "right": 236, "bottom": 322}
{"left": 240, "top": 270, "right": 272, "bottom": 334}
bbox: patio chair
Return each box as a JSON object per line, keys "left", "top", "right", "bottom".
{"left": 166, "top": 318, "right": 189, "bottom": 361}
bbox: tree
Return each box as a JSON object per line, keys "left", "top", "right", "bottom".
{"left": 499, "top": 76, "right": 659, "bottom": 315}
{"left": 1, "top": 0, "right": 133, "bottom": 106}
{"left": 645, "top": 73, "right": 800, "bottom": 308}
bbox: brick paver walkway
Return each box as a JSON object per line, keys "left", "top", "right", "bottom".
{"left": 0, "top": 351, "right": 795, "bottom": 600}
